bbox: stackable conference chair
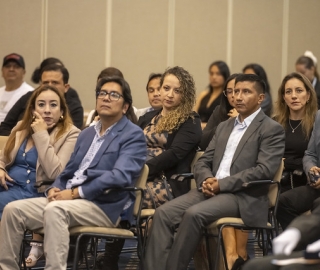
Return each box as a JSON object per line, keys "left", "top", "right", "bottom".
{"left": 204, "top": 160, "right": 284, "bottom": 270}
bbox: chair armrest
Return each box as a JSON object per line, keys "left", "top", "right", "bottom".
{"left": 242, "top": 180, "right": 273, "bottom": 188}
{"left": 34, "top": 180, "right": 54, "bottom": 188}
{"left": 103, "top": 186, "right": 143, "bottom": 194}
{"left": 170, "top": 173, "right": 194, "bottom": 182}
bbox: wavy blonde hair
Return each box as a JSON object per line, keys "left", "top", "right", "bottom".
{"left": 273, "top": 72, "right": 317, "bottom": 139}
{"left": 156, "top": 66, "right": 196, "bottom": 133}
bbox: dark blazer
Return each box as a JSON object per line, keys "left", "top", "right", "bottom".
{"left": 0, "top": 87, "right": 84, "bottom": 134}
{"left": 314, "top": 79, "right": 320, "bottom": 109}
{"left": 138, "top": 109, "right": 202, "bottom": 197}
{"left": 195, "top": 110, "right": 285, "bottom": 227}
{"left": 50, "top": 116, "right": 147, "bottom": 224}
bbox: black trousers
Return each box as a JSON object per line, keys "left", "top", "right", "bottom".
{"left": 276, "top": 186, "right": 320, "bottom": 230}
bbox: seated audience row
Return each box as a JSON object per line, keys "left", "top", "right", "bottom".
{"left": 0, "top": 57, "right": 84, "bottom": 134}
{"left": 0, "top": 49, "right": 319, "bottom": 269}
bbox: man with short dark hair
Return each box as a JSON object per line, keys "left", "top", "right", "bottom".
{"left": 0, "top": 76, "right": 146, "bottom": 269}
{"left": 135, "top": 73, "right": 162, "bottom": 119}
{"left": 0, "top": 64, "right": 83, "bottom": 134}
{"left": 145, "top": 74, "right": 286, "bottom": 270}
{"left": 0, "top": 53, "right": 34, "bottom": 123}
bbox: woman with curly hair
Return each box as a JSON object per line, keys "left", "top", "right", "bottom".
{"left": 138, "top": 66, "right": 202, "bottom": 208}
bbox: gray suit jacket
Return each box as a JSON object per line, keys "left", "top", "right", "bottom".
{"left": 194, "top": 110, "right": 285, "bottom": 227}
{"left": 303, "top": 110, "right": 320, "bottom": 173}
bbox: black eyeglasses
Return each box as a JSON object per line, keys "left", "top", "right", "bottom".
{"left": 97, "top": 90, "right": 123, "bottom": 101}
{"left": 223, "top": 88, "right": 234, "bottom": 97}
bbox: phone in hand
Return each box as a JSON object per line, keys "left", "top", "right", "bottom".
{"left": 308, "top": 172, "right": 320, "bottom": 184}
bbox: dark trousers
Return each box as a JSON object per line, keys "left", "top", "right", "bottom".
{"left": 276, "top": 186, "right": 320, "bottom": 230}
{"left": 144, "top": 189, "right": 241, "bottom": 270}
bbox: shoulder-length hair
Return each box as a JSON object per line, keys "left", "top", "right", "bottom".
{"left": 273, "top": 72, "right": 317, "bottom": 139}
{"left": 3, "top": 85, "right": 73, "bottom": 161}
{"left": 218, "top": 73, "right": 240, "bottom": 120}
{"left": 156, "top": 66, "right": 196, "bottom": 133}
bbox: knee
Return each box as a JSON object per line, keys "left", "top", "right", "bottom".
{"left": 184, "top": 206, "right": 202, "bottom": 224}
{"left": 43, "top": 201, "right": 66, "bottom": 219}
{"left": 2, "top": 201, "right": 21, "bottom": 219}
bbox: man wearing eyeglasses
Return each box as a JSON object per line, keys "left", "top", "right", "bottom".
{"left": 0, "top": 76, "right": 147, "bottom": 270}
{"left": 0, "top": 53, "right": 34, "bottom": 123}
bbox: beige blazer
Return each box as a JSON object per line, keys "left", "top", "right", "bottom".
{"left": 0, "top": 122, "right": 80, "bottom": 193}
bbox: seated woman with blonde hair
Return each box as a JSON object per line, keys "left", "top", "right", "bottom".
{"left": 0, "top": 84, "right": 80, "bottom": 267}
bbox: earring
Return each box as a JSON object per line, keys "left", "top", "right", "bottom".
{"left": 59, "top": 115, "right": 64, "bottom": 121}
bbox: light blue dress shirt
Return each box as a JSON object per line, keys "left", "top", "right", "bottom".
{"left": 66, "top": 121, "right": 116, "bottom": 198}
{"left": 215, "top": 108, "right": 261, "bottom": 180}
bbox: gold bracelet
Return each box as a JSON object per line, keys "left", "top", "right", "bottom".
{"left": 71, "top": 187, "right": 75, "bottom": 199}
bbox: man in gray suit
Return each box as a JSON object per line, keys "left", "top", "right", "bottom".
{"left": 144, "top": 74, "right": 285, "bottom": 270}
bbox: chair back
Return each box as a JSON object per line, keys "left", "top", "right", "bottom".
{"left": 190, "top": 151, "right": 204, "bottom": 189}
{"left": 191, "top": 151, "right": 204, "bottom": 173}
{"left": 268, "top": 159, "right": 284, "bottom": 207}
{"left": 0, "top": 136, "right": 8, "bottom": 154}
{"left": 133, "top": 164, "right": 149, "bottom": 216}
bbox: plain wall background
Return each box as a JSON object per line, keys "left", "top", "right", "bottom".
{"left": 1, "top": 0, "right": 320, "bottom": 113}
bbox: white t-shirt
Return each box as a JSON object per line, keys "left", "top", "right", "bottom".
{"left": 0, "top": 82, "right": 34, "bottom": 123}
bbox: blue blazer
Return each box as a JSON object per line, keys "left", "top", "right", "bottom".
{"left": 51, "top": 116, "right": 147, "bottom": 224}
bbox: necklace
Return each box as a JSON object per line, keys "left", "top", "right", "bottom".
{"left": 288, "top": 119, "right": 302, "bottom": 133}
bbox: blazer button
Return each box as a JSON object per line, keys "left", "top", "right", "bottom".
{"left": 26, "top": 180, "right": 30, "bottom": 184}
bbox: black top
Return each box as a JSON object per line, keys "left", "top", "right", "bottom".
{"left": 283, "top": 119, "right": 310, "bottom": 171}
{"left": 198, "top": 92, "right": 222, "bottom": 122}
{"left": 198, "top": 105, "right": 229, "bottom": 150}
{"left": 0, "top": 87, "right": 84, "bottom": 135}
{"left": 138, "top": 109, "right": 202, "bottom": 197}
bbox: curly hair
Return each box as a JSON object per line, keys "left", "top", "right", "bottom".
{"left": 273, "top": 72, "right": 317, "bottom": 139}
{"left": 156, "top": 66, "right": 196, "bottom": 133}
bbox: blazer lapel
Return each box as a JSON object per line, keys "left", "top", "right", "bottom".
{"left": 89, "top": 116, "right": 128, "bottom": 168}
{"left": 232, "top": 111, "right": 265, "bottom": 164}
{"left": 213, "top": 119, "right": 235, "bottom": 172}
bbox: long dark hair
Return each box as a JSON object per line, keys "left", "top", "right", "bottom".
{"left": 208, "top": 61, "right": 230, "bottom": 94}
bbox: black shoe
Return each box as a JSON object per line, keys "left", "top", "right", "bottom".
{"left": 231, "top": 256, "right": 245, "bottom": 270}
{"left": 102, "top": 238, "right": 125, "bottom": 270}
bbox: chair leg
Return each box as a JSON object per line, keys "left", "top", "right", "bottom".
{"left": 214, "top": 229, "right": 222, "bottom": 270}
{"left": 204, "top": 230, "right": 213, "bottom": 270}
{"left": 72, "top": 234, "right": 82, "bottom": 270}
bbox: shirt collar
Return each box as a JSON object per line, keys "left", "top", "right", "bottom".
{"left": 235, "top": 107, "right": 261, "bottom": 128}
{"left": 94, "top": 120, "right": 117, "bottom": 137}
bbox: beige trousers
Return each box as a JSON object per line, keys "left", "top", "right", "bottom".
{"left": 0, "top": 197, "right": 115, "bottom": 270}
